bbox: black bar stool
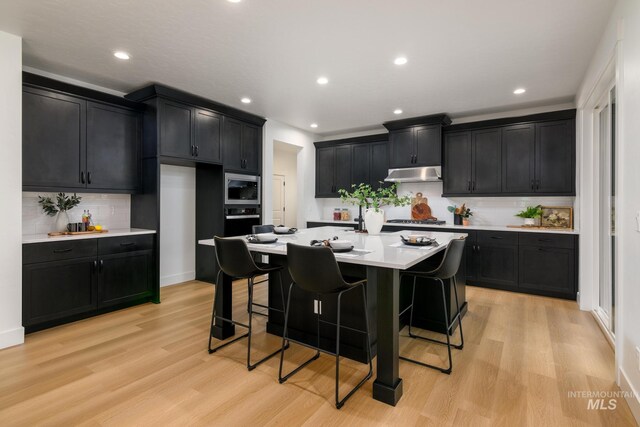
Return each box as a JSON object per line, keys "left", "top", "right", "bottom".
{"left": 209, "top": 236, "right": 287, "bottom": 371}
{"left": 278, "top": 243, "right": 373, "bottom": 409}
{"left": 399, "top": 237, "right": 465, "bottom": 374}
{"left": 252, "top": 224, "right": 275, "bottom": 234}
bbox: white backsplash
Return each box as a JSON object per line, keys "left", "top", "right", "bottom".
{"left": 318, "top": 182, "right": 576, "bottom": 227}
{"left": 22, "top": 192, "right": 131, "bottom": 235}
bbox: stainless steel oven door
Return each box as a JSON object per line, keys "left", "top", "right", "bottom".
{"left": 225, "top": 173, "right": 261, "bottom": 205}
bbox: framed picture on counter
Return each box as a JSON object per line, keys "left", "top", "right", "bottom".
{"left": 540, "top": 206, "right": 573, "bottom": 229}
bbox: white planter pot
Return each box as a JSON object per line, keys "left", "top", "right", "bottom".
{"left": 55, "top": 211, "right": 70, "bottom": 232}
{"left": 364, "top": 209, "right": 384, "bottom": 235}
{"left": 523, "top": 218, "right": 536, "bottom": 226}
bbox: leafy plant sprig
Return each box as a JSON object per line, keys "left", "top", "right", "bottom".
{"left": 338, "top": 183, "right": 411, "bottom": 213}
{"left": 515, "top": 205, "right": 542, "bottom": 219}
{"left": 448, "top": 204, "right": 473, "bottom": 218}
{"left": 38, "top": 193, "right": 82, "bottom": 216}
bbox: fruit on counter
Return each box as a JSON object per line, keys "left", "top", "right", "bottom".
{"left": 87, "top": 225, "right": 95, "bottom": 231}
{"left": 94, "top": 225, "right": 103, "bottom": 231}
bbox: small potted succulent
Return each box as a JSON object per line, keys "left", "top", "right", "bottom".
{"left": 515, "top": 205, "right": 542, "bottom": 226}
{"left": 448, "top": 204, "right": 472, "bottom": 226}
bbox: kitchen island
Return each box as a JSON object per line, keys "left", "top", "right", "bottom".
{"left": 199, "top": 226, "right": 467, "bottom": 406}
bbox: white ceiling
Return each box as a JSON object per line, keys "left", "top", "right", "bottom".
{"left": 0, "top": 0, "right": 614, "bottom": 135}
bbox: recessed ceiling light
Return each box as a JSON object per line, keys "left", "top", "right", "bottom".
{"left": 113, "top": 51, "right": 130, "bottom": 60}
{"left": 394, "top": 57, "right": 408, "bottom": 65}
{"left": 393, "top": 109, "right": 403, "bottom": 115}
{"left": 513, "top": 88, "right": 526, "bottom": 94}
{"left": 310, "top": 123, "right": 318, "bottom": 128}
{"left": 241, "top": 97, "right": 251, "bottom": 104}
{"left": 227, "top": 0, "right": 242, "bottom": 3}
{"left": 316, "top": 77, "right": 329, "bottom": 85}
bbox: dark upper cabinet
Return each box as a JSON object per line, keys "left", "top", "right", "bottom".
{"left": 472, "top": 129, "right": 502, "bottom": 194}
{"left": 86, "top": 102, "right": 141, "bottom": 191}
{"left": 415, "top": 125, "right": 442, "bottom": 166}
{"left": 23, "top": 83, "right": 142, "bottom": 193}
{"left": 443, "top": 132, "right": 472, "bottom": 194}
{"left": 389, "top": 129, "right": 414, "bottom": 168}
{"left": 158, "top": 99, "right": 193, "bottom": 159}
{"left": 315, "top": 145, "right": 352, "bottom": 197}
{"left": 370, "top": 141, "right": 390, "bottom": 189}
{"left": 352, "top": 144, "right": 371, "bottom": 186}
{"left": 502, "top": 124, "right": 535, "bottom": 193}
{"left": 315, "top": 147, "right": 336, "bottom": 197}
{"left": 535, "top": 120, "right": 575, "bottom": 194}
{"left": 389, "top": 125, "right": 442, "bottom": 168}
{"left": 222, "top": 117, "right": 262, "bottom": 173}
{"left": 443, "top": 110, "right": 576, "bottom": 196}
{"left": 194, "top": 108, "right": 222, "bottom": 163}
{"left": 242, "top": 123, "right": 261, "bottom": 173}
{"left": 335, "top": 145, "right": 352, "bottom": 192}
{"left": 22, "top": 87, "right": 86, "bottom": 190}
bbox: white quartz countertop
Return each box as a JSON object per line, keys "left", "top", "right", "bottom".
{"left": 306, "top": 219, "right": 579, "bottom": 235}
{"left": 199, "top": 226, "right": 467, "bottom": 270}
{"left": 23, "top": 228, "right": 157, "bottom": 244}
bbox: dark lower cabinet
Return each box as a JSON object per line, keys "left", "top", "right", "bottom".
{"left": 518, "top": 233, "right": 576, "bottom": 298}
{"left": 23, "top": 257, "right": 98, "bottom": 328}
{"left": 23, "top": 235, "right": 156, "bottom": 333}
{"left": 474, "top": 243, "right": 518, "bottom": 290}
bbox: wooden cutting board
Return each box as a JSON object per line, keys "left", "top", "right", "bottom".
{"left": 411, "top": 192, "right": 437, "bottom": 220}
{"left": 48, "top": 230, "right": 109, "bottom": 237}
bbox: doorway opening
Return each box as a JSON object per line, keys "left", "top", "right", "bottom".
{"left": 594, "top": 81, "right": 617, "bottom": 340}
{"left": 273, "top": 141, "right": 301, "bottom": 228}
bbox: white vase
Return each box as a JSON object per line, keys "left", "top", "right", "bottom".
{"left": 55, "top": 211, "right": 69, "bottom": 232}
{"left": 524, "top": 218, "right": 536, "bottom": 226}
{"left": 364, "top": 209, "right": 384, "bottom": 235}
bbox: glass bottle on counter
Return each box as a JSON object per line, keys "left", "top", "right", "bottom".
{"left": 341, "top": 209, "right": 350, "bottom": 221}
{"left": 333, "top": 208, "right": 341, "bottom": 221}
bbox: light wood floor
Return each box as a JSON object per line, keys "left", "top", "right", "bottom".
{"left": 0, "top": 280, "right": 636, "bottom": 426}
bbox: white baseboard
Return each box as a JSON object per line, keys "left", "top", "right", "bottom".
{"left": 0, "top": 326, "right": 25, "bottom": 350}
{"left": 620, "top": 368, "right": 640, "bottom": 423}
{"left": 160, "top": 271, "right": 196, "bottom": 287}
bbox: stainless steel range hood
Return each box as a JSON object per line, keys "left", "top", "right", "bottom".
{"left": 384, "top": 166, "right": 442, "bottom": 183}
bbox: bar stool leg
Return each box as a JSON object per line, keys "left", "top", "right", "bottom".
{"left": 451, "top": 276, "right": 464, "bottom": 350}
{"left": 278, "top": 283, "right": 320, "bottom": 383}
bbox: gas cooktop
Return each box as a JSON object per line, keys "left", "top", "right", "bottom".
{"left": 387, "top": 219, "right": 446, "bottom": 225}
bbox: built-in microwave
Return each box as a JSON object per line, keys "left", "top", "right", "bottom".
{"left": 224, "top": 173, "right": 261, "bottom": 205}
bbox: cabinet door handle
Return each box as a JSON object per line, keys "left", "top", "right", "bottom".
{"left": 195, "top": 146, "right": 199, "bottom": 157}
{"left": 536, "top": 180, "right": 540, "bottom": 190}
{"left": 93, "top": 260, "right": 98, "bottom": 272}
{"left": 87, "top": 171, "right": 92, "bottom": 185}
{"left": 472, "top": 181, "right": 476, "bottom": 191}
{"left": 80, "top": 171, "right": 85, "bottom": 184}
{"left": 477, "top": 245, "right": 480, "bottom": 252}
{"left": 531, "top": 180, "right": 534, "bottom": 190}
{"left": 99, "top": 259, "right": 104, "bottom": 272}
{"left": 467, "top": 181, "right": 471, "bottom": 191}
{"left": 53, "top": 248, "right": 73, "bottom": 254}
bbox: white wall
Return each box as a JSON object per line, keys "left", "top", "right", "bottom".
{"left": 0, "top": 31, "right": 24, "bottom": 349}
{"left": 577, "top": 0, "right": 640, "bottom": 420}
{"left": 273, "top": 143, "right": 299, "bottom": 228}
{"left": 263, "top": 119, "right": 320, "bottom": 226}
{"left": 160, "top": 165, "right": 195, "bottom": 287}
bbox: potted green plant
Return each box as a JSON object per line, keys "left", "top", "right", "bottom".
{"left": 515, "top": 205, "right": 542, "bottom": 226}
{"left": 38, "top": 193, "right": 82, "bottom": 232}
{"left": 339, "top": 183, "right": 411, "bottom": 234}
{"left": 447, "top": 204, "right": 472, "bottom": 226}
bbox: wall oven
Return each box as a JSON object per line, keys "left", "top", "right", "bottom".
{"left": 224, "top": 207, "right": 261, "bottom": 237}
{"left": 225, "top": 173, "right": 261, "bottom": 205}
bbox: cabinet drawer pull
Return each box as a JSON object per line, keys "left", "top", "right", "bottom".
{"left": 538, "top": 248, "right": 549, "bottom": 252}
{"left": 120, "top": 242, "right": 135, "bottom": 247}
{"left": 490, "top": 236, "right": 503, "bottom": 240}
{"left": 53, "top": 248, "right": 73, "bottom": 253}
{"left": 538, "top": 238, "right": 552, "bottom": 242}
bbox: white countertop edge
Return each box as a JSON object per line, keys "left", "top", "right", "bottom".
{"left": 23, "top": 228, "right": 157, "bottom": 244}
{"left": 306, "top": 219, "right": 579, "bottom": 235}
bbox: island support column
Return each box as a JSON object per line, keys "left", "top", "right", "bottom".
{"left": 368, "top": 266, "right": 403, "bottom": 406}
